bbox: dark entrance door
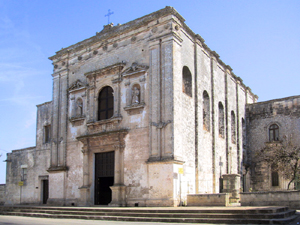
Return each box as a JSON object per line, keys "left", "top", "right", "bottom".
{"left": 42, "top": 180, "right": 49, "bottom": 204}
{"left": 95, "top": 151, "right": 114, "bottom": 205}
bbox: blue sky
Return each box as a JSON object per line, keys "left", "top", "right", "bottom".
{"left": 0, "top": 0, "right": 299, "bottom": 184}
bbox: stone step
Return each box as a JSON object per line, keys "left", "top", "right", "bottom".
{"left": 0, "top": 206, "right": 297, "bottom": 224}
{"left": 3, "top": 211, "right": 297, "bottom": 224}
{"left": 1, "top": 205, "right": 290, "bottom": 213}
{"left": 9, "top": 208, "right": 296, "bottom": 219}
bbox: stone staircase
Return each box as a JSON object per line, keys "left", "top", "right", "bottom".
{"left": 0, "top": 205, "right": 297, "bottom": 224}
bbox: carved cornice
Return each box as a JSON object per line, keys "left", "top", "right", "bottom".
{"left": 124, "top": 102, "right": 145, "bottom": 111}
{"left": 68, "top": 79, "right": 86, "bottom": 93}
{"left": 69, "top": 115, "right": 86, "bottom": 122}
{"left": 47, "top": 166, "right": 68, "bottom": 173}
{"left": 147, "top": 156, "right": 185, "bottom": 165}
{"left": 151, "top": 120, "right": 172, "bottom": 129}
{"left": 85, "top": 62, "right": 126, "bottom": 79}
{"left": 77, "top": 128, "right": 129, "bottom": 140}
{"left": 122, "top": 62, "right": 149, "bottom": 77}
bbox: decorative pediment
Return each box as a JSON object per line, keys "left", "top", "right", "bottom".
{"left": 122, "top": 62, "right": 149, "bottom": 77}
{"left": 85, "top": 62, "right": 126, "bottom": 79}
{"left": 69, "top": 79, "right": 86, "bottom": 92}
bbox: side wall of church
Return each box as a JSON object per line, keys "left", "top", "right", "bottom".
{"left": 247, "top": 96, "right": 300, "bottom": 191}
{"left": 173, "top": 20, "right": 257, "bottom": 196}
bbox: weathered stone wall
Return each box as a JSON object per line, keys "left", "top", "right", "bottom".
{"left": 36, "top": 101, "right": 52, "bottom": 150}
{"left": 241, "top": 191, "right": 300, "bottom": 208}
{"left": 5, "top": 102, "right": 52, "bottom": 205}
{"left": 5, "top": 146, "right": 50, "bottom": 205}
{"left": 5, "top": 6, "right": 258, "bottom": 207}
{"left": 0, "top": 184, "right": 5, "bottom": 205}
{"left": 187, "top": 193, "right": 229, "bottom": 206}
{"left": 246, "top": 95, "right": 300, "bottom": 191}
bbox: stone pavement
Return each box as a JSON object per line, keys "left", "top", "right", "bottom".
{"left": 1, "top": 214, "right": 300, "bottom": 225}
{"left": 0, "top": 215, "right": 237, "bottom": 225}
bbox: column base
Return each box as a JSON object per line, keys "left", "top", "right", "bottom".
{"left": 109, "top": 185, "right": 126, "bottom": 207}
{"left": 78, "top": 186, "right": 91, "bottom": 206}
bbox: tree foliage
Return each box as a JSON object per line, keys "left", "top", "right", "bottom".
{"left": 255, "top": 137, "right": 300, "bottom": 190}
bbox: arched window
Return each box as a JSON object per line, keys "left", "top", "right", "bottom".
{"left": 182, "top": 66, "right": 192, "bottom": 97}
{"left": 242, "top": 118, "right": 246, "bottom": 148}
{"left": 271, "top": 164, "right": 279, "bottom": 186}
{"left": 218, "top": 102, "right": 224, "bottom": 138}
{"left": 203, "top": 91, "right": 210, "bottom": 131}
{"left": 98, "top": 86, "right": 114, "bottom": 121}
{"left": 269, "top": 124, "right": 279, "bottom": 141}
{"left": 231, "top": 111, "right": 236, "bottom": 144}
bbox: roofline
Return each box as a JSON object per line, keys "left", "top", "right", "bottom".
{"left": 247, "top": 95, "right": 300, "bottom": 106}
{"left": 49, "top": 6, "right": 184, "bottom": 60}
{"left": 48, "top": 6, "right": 257, "bottom": 99}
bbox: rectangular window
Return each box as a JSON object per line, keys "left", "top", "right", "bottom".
{"left": 21, "top": 168, "right": 27, "bottom": 181}
{"left": 44, "top": 125, "right": 51, "bottom": 143}
{"left": 272, "top": 171, "right": 279, "bottom": 186}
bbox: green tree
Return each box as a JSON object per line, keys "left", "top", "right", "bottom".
{"left": 255, "top": 137, "right": 300, "bottom": 190}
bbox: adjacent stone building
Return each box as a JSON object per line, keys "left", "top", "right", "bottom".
{"left": 4, "top": 6, "right": 297, "bottom": 207}
{"left": 245, "top": 95, "right": 300, "bottom": 191}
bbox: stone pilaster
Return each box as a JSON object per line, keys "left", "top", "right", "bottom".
{"left": 78, "top": 139, "right": 90, "bottom": 206}
{"left": 109, "top": 144, "right": 126, "bottom": 206}
{"left": 148, "top": 37, "right": 174, "bottom": 161}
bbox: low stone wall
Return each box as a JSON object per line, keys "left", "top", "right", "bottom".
{"left": 0, "top": 184, "right": 5, "bottom": 205}
{"left": 241, "top": 191, "right": 300, "bottom": 209}
{"left": 187, "top": 193, "right": 229, "bottom": 206}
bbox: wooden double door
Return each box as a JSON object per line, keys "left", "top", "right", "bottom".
{"left": 94, "top": 151, "right": 115, "bottom": 205}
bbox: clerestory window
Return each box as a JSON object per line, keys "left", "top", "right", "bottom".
{"left": 182, "top": 66, "right": 192, "bottom": 97}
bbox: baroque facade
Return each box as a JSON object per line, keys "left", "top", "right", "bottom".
{"left": 4, "top": 7, "right": 296, "bottom": 207}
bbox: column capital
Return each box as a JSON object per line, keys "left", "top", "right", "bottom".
{"left": 113, "top": 144, "right": 125, "bottom": 152}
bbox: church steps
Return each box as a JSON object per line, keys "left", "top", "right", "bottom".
{"left": 0, "top": 206, "right": 297, "bottom": 224}
{"left": 3, "top": 208, "right": 296, "bottom": 219}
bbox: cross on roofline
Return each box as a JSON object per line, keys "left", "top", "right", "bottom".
{"left": 105, "top": 9, "right": 114, "bottom": 25}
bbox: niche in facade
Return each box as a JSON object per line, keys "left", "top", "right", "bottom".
{"left": 68, "top": 79, "right": 86, "bottom": 125}
{"left": 122, "top": 62, "right": 148, "bottom": 115}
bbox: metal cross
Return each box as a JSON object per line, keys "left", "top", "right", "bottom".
{"left": 105, "top": 9, "right": 114, "bottom": 24}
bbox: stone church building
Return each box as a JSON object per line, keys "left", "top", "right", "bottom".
{"left": 3, "top": 7, "right": 299, "bottom": 207}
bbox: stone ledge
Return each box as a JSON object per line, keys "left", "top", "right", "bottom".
{"left": 47, "top": 166, "right": 68, "bottom": 173}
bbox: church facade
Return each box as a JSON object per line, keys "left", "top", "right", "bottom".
{"left": 4, "top": 7, "right": 296, "bottom": 207}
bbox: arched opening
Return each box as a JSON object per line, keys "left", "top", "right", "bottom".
{"left": 218, "top": 102, "right": 224, "bottom": 138}
{"left": 231, "top": 111, "right": 236, "bottom": 144}
{"left": 203, "top": 91, "right": 210, "bottom": 131}
{"left": 98, "top": 86, "right": 114, "bottom": 121}
{"left": 182, "top": 66, "right": 192, "bottom": 97}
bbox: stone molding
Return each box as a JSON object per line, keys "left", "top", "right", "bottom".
{"left": 124, "top": 102, "right": 145, "bottom": 114}
{"left": 151, "top": 120, "right": 172, "bottom": 129}
{"left": 86, "top": 116, "right": 122, "bottom": 134}
{"left": 122, "top": 62, "right": 149, "bottom": 77}
{"left": 47, "top": 166, "right": 68, "bottom": 173}
{"left": 68, "top": 79, "right": 86, "bottom": 93}
{"left": 85, "top": 62, "right": 126, "bottom": 79}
